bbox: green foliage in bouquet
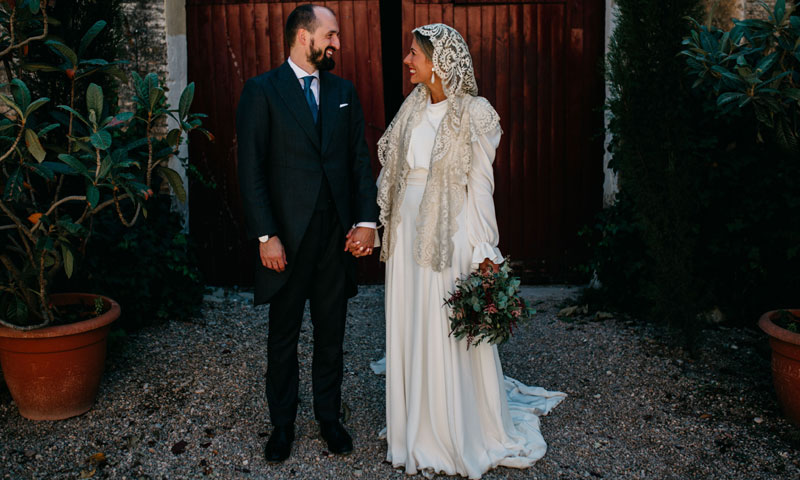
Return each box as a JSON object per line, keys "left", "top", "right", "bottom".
{"left": 444, "top": 259, "right": 534, "bottom": 349}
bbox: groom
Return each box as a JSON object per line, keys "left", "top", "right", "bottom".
{"left": 236, "top": 4, "right": 377, "bottom": 463}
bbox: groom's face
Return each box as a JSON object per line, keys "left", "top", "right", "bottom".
{"left": 306, "top": 8, "right": 340, "bottom": 71}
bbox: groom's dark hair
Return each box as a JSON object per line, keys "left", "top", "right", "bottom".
{"left": 285, "top": 4, "right": 335, "bottom": 48}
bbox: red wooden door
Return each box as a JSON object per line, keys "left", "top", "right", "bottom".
{"left": 401, "top": 0, "right": 605, "bottom": 281}
{"left": 186, "top": 0, "right": 386, "bottom": 285}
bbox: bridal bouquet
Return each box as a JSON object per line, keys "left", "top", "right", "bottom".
{"left": 444, "top": 258, "right": 534, "bottom": 349}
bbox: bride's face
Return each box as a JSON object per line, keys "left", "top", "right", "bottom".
{"left": 403, "top": 37, "right": 434, "bottom": 85}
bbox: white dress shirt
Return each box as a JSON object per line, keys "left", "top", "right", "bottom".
{"left": 258, "top": 58, "right": 376, "bottom": 243}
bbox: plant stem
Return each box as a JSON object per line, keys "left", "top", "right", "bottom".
{"left": 0, "top": 197, "right": 34, "bottom": 242}
{"left": 0, "top": 2, "right": 49, "bottom": 58}
{"left": 0, "top": 120, "right": 26, "bottom": 163}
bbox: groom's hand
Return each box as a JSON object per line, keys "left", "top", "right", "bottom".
{"left": 345, "top": 227, "right": 375, "bottom": 257}
{"left": 260, "top": 236, "right": 288, "bottom": 272}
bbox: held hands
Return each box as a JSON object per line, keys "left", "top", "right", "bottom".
{"left": 260, "top": 236, "right": 288, "bottom": 272}
{"left": 345, "top": 227, "right": 376, "bottom": 258}
{"left": 479, "top": 258, "right": 500, "bottom": 274}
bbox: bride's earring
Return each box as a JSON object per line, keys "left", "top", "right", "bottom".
{"left": 431, "top": 71, "right": 436, "bottom": 84}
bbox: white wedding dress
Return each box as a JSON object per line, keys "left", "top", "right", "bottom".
{"left": 373, "top": 97, "right": 566, "bottom": 479}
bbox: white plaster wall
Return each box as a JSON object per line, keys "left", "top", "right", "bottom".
{"left": 165, "top": 0, "right": 189, "bottom": 229}
{"left": 603, "top": 0, "right": 619, "bottom": 207}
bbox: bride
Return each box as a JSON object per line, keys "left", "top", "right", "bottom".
{"left": 368, "top": 23, "right": 566, "bottom": 479}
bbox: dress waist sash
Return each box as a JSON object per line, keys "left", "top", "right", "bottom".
{"left": 406, "top": 168, "right": 428, "bottom": 186}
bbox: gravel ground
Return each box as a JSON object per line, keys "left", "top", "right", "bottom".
{"left": 1, "top": 285, "right": 799, "bottom": 479}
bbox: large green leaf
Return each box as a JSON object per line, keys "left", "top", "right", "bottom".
{"left": 97, "top": 155, "right": 112, "bottom": 179}
{"left": 30, "top": 162, "right": 54, "bottom": 181}
{"left": 197, "top": 128, "right": 214, "bottom": 141}
{"left": 45, "top": 40, "right": 77, "bottom": 68}
{"left": 0, "top": 94, "right": 23, "bottom": 117}
{"left": 131, "top": 72, "right": 145, "bottom": 100}
{"left": 86, "top": 83, "right": 103, "bottom": 119}
{"left": 86, "top": 184, "right": 99, "bottom": 208}
{"left": 6, "top": 299, "right": 28, "bottom": 325}
{"left": 25, "top": 129, "right": 46, "bottom": 162}
{"left": 103, "top": 111, "right": 133, "bottom": 129}
{"left": 10, "top": 79, "right": 31, "bottom": 111}
{"left": 61, "top": 244, "right": 75, "bottom": 278}
{"left": 20, "top": 63, "right": 62, "bottom": 73}
{"left": 756, "top": 52, "right": 778, "bottom": 74}
{"left": 718, "top": 92, "right": 746, "bottom": 106}
{"left": 149, "top": 87, "right": 164, "bottom": 112}
{"left": 90, "top": 130, "right": 112, "bottom": 150}
{"left": 41, "top": 161, "right": 73, "bottom": 175}
{"left": 37, "top": 123, "right": 59, "bottom": 137}
{"left": 3, "top": 167, "right": 23, "bottom": 200}
{"left": 24, "top": 97, "right": 50, "bottom": 119}
{"left": 179, "top": 82, "right": 195, "bottom": 119}
{"left": 57, "top": 105, "right": 90, "bottom": 127}
{"left": 80, "top": 59, "right": 109, "bottom": 66}
{"left": 105, "top": 66, "right": 128, "bottom": 83}
{"left": 58, "top": 153, "right": 91, "bottom": 178}
{"left": 57, "top": 218, "right": 87, "bottom": 236}
{"left": 166, "top": 128, "right": 182, "bottom": 148}
{"left": 775, "top": 0, "right": 786, "bottom": 24}
{"left": 157, "top": 166, "right": 186, "bottom": 203}
{"left": 78, "top": 20, "right": 107, "bottom": 58}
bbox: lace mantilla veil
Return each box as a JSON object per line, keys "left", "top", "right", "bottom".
{"left": 376, "top": 23, "right": 500, "bottom": 271}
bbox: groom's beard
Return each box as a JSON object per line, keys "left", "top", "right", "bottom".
{"left": 309, "top": 39, "right": 336, "bottom": 71}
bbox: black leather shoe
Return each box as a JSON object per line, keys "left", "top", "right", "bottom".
{"left": 319, "top": 420, "right": 353, "bottom": 455}
{"left": 264, "top": 424, "right": 294, "bottom": 463}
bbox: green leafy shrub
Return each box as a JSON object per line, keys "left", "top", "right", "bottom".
{"left": 580, "top": 192, "right": 649, "bottom": 317}
{"left": 59, "top": 197, "right": 204, "bottom": 331}
{"left": 603, "top": 0, "right": 707, "bottom": 340}
{"left": 682, "top": 0, "right": 800, "bottom": 321}
{"left": 0, "top": 2, "right": 210, "bottom": 329}
{"left": 590, "top": 0, "right": 800, "bottom": 336}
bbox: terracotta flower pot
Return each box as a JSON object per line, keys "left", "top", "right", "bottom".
{"left": 0, "top": 293, "right": 120, "bottom": 420}
{"left": 758, "top": 309, "right": 800, "bottom": 427}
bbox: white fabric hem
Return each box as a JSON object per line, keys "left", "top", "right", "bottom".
{"left": 470, "top": 242, "right": 503, "bottom": 270}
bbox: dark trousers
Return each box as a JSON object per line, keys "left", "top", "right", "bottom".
{"left": 265, "top": 205, "right": 347, "bottom": 426}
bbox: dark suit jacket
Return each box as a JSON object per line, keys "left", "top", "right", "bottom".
{"left": 236, "top": 62, "right": 378, "bottom": 305}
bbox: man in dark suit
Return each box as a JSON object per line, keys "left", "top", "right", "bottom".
{"left": 236, "top": 4, "right": 378, "bottom": 463}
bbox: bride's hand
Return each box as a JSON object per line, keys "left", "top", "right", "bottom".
{"left": 479, "top": 258, "right": 500, "bottom": 274}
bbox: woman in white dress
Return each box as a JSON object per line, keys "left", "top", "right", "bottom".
{"left": 372, "top": 24, "right": 566, "bottom": 479}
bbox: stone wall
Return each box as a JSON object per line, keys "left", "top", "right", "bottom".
{"left": 745, "top": 0, "right": 787, "bottom": 18}
{"left": 118, "top": 0, "right": 168, "bottom": 115}
{"left": 705, "top": 0, "right": 745, "bottom": 28}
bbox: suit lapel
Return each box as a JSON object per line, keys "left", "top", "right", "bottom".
{"left": 320, "top": 72, "right": 341, "bottom": 154}
{"left": 271, "top": 62, "right": 320, "bottom": 149}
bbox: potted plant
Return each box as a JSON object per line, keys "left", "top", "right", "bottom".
{"left": 682, "top": 0, "right": 800, "bottom": 426}
{"left": 0, "top": 1, "right": 209, "bottom": 419}
{"left": 758, "top": 310, "right": 800, "bottom": 425}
